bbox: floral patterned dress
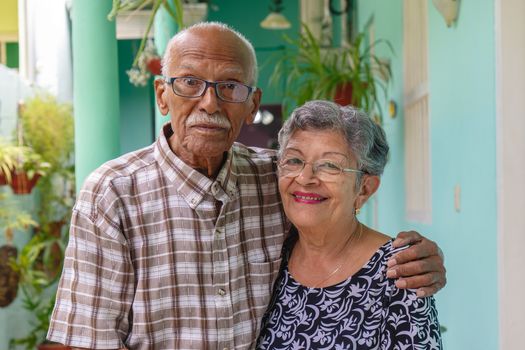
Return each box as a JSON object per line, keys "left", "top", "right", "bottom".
{"left": 256, "top": 236, "right": 442, "bottom": 350}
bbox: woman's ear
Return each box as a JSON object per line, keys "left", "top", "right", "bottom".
{"left": 355, "top": 175, "right": 381, "bottom": 210}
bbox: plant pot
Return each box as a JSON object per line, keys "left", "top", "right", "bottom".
{"left": 146, "top": 57, "right": 162, "bottom": 76}
{"left": 0, "top": 172, "right": 7, "bottom": 186}
{"left": 0, "top": 244, "right": 20, "bottom": 307}
{"left": 10, "top": 172, "right": 41, "bottom": 194}
{"left": 34, "top": 221, "right": 66, "bottom": 281}
{"left": 334, "top": 83, "right": 354, "bottom": 106}
{"left": 37, "top": 342, "right": 72, "bottom": 350}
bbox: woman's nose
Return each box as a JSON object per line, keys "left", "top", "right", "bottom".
{"left": 294, "top": 163, "right": 319, "bottom": 185}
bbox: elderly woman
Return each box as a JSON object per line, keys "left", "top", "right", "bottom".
{"left": 257, "top": 101, "right": 442, "bottom": 349}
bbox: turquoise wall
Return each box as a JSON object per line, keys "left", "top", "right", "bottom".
{"left": 118, "top": 40, "right": 155, "bottom": 153}
{"left": 207, "top": 0, "right": 300, "bottom": 104}
{"left": 357, "top": 1, "right": 497, "bottom": 349}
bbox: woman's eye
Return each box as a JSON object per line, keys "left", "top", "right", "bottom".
{"left": 284, "top": 158, "right": 303, "bottom": 166}
{"left": 319, "top": 161, "right": 340, "bottom": 170}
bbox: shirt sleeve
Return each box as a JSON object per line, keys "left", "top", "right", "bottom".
{"left": 381, "top": 285, "right": 443, "bottom": 349}
{"left": 47, "top": 181, "right": 135, "bottom": 349}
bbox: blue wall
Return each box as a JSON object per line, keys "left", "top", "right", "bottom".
{"left": 357, "top": 1, "right": 498, "bottom": 349}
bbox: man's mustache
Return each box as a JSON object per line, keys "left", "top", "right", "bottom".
{"left": 186, "top": 112, "right": 231, "bottom": 129}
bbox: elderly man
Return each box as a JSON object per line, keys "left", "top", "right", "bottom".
{"left": 48, "top": 22, "right": 445, "bottom": 350}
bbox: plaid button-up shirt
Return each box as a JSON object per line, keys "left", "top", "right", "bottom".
{"left": 48, "top": 124, "right": 287, "bottom": 350}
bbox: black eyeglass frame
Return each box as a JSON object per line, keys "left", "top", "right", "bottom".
{"left": 164, "top": 76, "right": 257, "bottom": 103}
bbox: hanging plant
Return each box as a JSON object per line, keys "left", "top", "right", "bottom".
{"left": 0, "top": 196, "right": 38, "bottom": 308}
{"left": 108, "top": 0, "right": 184, "bottom": 86}
{"left": 126, "top": 39, "right": 162, "bottom": 86}
{"left": 0, "top": 240, "right": 19, "bottom": 307}
{"left": 0, "top": 144, "right": 50, "bottom": 195}
{"left": 269, "top": 24, "right": 393, "bottom": 124}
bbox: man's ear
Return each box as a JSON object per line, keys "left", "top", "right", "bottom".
{"left": 245, "top": 88, "right": 262, "bottom": 125}
{"left": 355, "top": 175, "right": 380, "bottom": 209}
{"left": 154, "top": 78, "right": 169, "bottom": 115}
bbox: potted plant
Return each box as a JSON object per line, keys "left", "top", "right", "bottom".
{"left": 0, "top": 142, "right": 17, "bottom": 186}
{"left": 9, "top": 146, "right": 51, "bottom": 195}
{"left": 19, "top": 94, "right": 74, "bottom": 227}
{"left": 0, "top": 144, "right": 51, "bottom": 194}
{"left": 269, "top": 24, "right": 393, "bottom": 123}
{"left": 0, "top": 193, "right": 37, "bottom": 308}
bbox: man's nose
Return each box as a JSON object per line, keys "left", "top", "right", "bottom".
{"left": 198, "top": 85, "right": 221, "bottom": 114}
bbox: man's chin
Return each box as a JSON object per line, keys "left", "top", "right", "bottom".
{"left": 185, "top": 139, "right": 231, "bottom": 159}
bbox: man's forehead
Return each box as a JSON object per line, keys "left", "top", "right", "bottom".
{"left": 171, "top": 63, "right": 244, "bottom": 76}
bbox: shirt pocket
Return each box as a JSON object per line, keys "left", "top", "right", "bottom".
{"left": 246, "top": 258, "right": 282, "bottom": 330}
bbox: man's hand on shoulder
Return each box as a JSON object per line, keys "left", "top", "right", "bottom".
{"left": 386, "top": 230, "right": 446, "bottom": 298}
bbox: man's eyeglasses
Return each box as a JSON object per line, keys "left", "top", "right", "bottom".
{"left": 165, "top": 76, "right": 256, "bottom": 103}
{"left": 277, "top": 157, "right": 363, "bottom": 181}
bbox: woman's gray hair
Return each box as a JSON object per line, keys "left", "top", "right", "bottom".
{"left": 161, "top": 22, "right": 258, "bottom": 84}
{"left": 278, "top": 100, "right": 389, "bottom": 177}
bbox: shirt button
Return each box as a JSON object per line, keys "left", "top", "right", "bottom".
{"left": 218, "top": 288, "right": 226, "bottom": 296}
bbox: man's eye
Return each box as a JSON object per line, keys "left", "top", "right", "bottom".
{"left": 223, "top": 82, "right": 238, "bottom": 90}
{"left": 181, "top": 77, "right": 200, "bottom": 86}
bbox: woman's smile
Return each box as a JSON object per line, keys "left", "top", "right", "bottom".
{"left": 292, "top": 191, "right": 327, "bottom": 204}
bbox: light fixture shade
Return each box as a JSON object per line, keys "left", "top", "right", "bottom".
{"left": 260, "top": 12, "right": 291, "bottom": 30}
{"left": 432, "top": 0, "right": 459, "bottom": 27}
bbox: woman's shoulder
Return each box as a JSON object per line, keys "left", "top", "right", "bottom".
{"left": 364, "top": 227, "right": 411, "bottom": 262}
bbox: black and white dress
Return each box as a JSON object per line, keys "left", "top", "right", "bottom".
{"left": 256, "top": 234, "right": 442, "bottom": 350}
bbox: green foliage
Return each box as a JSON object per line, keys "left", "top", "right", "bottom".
{"left": 7, "top": 223, "right": 67, "bottom": 350}
{"left": 5, "top": 93, "right": 75, "bottom": 348}
{"left": 8, "top": 288, "right": 56, "bottom": 350}
{"left": 0, "top": 193, "right": 37, "bottom": 244}
{"left": 20, "top": 94, "right": 74, "bottom": 171}
{"left": 269, "top": 24, "right": 393, "bottom": 123}
{"left": 0, "top": 143, "right": 51, "bottom": 181}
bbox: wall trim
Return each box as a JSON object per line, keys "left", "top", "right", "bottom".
{"left": 496, "top": 0, "right": 525, "bottom": 348}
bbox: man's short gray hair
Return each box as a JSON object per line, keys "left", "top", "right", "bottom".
{"left": 161, "top": 22, "right": 258, "bottom": 85}
{"left": 278, "top": 100, "right": 389, "bottom": 177}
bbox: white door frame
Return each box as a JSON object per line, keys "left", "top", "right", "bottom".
{"left": 496, "top": 0, "right": 525, "bottom": 348}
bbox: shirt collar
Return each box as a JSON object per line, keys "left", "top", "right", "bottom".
{"left": 154, "top": 123, "right": 238, "bottom": 208}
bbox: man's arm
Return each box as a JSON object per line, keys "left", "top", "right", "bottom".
{"left": 386, "top": 231, "right": 446, "bottom": 297}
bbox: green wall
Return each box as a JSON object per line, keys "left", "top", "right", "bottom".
{"left": 118, "top": 40, "right": 155, "bottom": 153}
{"left": 207, "top": 0, "right": 299, "bottom": 104}
{"left": 357, "top": 1, "right": 498, "bottom": 349}
{"left": 6, "top": 42, "right": 19, "bottom": 68}
{"left": 120, "top": 0, "right": 300, "bottom": 149}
